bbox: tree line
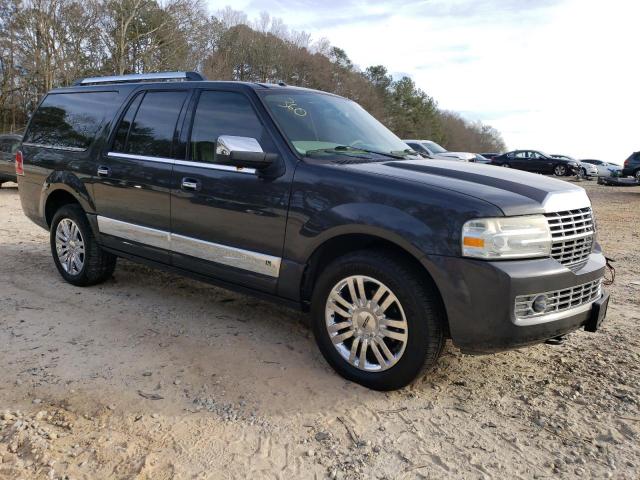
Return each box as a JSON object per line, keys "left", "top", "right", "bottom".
{"left": 0, "top": 1, "right": 506, "bottom": 153}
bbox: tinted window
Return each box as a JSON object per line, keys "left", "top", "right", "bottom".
{"left": 112, "top": 93, "right": 143, "bottom": 153}
{"left": 190, "top": 91, "right": 274, "bottom": 163}
{"left": 120, "top": 91, "right": 187, "bottom": 158}
{"left": 24, "top": 92, "right": 118, "bottom": 150}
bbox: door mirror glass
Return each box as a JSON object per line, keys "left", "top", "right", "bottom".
{"left": 214, "top": 135, "right": 275, "bottom": 169}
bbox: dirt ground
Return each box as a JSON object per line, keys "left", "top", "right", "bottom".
{"left": 0, "top": 178, "right": 639, "bottom": 480}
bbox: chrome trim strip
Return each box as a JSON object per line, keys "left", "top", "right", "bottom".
{"left": 107, "top": 152, "right": 174, "bottom": 164}
{"left": 96, "top": 216, "right": 280, "bottom": 278}
{"left": 513, "top": 300, "right": 595, "bottom": 326}
{"left": 174, "top": 159, "right": 256, "bottom": 174}
{"left": 171, "top": 233, "right": 280, "bottom": 277}
{"left": 22, "top": 142, "right": 85, "bottom": 152}
{"left": 542, "top": 190, "right": 591, "bottom": 213}
{"left": 106, "top": 152, "right": 256, "bottom": 174}
{"left": 97, "top": 216, "right": 170, "bottom": 250}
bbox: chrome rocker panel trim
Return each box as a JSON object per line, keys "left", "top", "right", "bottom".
{"left": 96, "top": 216, "right": 280, "bottom": 278}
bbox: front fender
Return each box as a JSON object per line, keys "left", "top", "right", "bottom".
{"left": 295, "top": 202, "right": 437, "bottom": 262}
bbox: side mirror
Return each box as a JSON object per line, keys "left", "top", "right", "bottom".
{"left": 214, "top": 135, "right": 276, "bottom": 170}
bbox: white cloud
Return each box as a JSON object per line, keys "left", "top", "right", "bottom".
{"left": 210, "top": 0, "right": 639, "bottom": 163}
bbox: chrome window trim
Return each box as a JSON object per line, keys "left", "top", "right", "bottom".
{"left": 107, "top": 152, "right": 174, "bottom": 164}
{"left": 106, "top": 152, "right": 256, "bottom": 174}
{"left": 22, "top": 142, "right": 85, "bottom": 152}
{"left": 96, "top": 216, "right": 280, "bottom": 278}
{"left": 174, "top": 159, "right": 255, "bottom": 174}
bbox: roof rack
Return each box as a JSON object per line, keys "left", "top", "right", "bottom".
{"left": 73, "top": 71, "right": 206, "bottom": 86}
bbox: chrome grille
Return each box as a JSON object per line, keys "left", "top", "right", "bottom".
{"left": 545, "top": 207, "right": 594, "bottom": 271}
{"left": 515, "top": 278, "right": 603, "bottom": 320}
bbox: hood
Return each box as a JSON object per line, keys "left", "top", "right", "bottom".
{"left": 345, "top": 159, "right": 590, "bottom": 216}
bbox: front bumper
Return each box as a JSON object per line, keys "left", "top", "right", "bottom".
{"left": 422, "top": 248, "right": 607, "bottom": 354}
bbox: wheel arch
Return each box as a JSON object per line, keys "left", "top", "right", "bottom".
{"left": 40, "top": 172, "right": 95, "bottom": 229}
{"left": 299, "top": 232, "right": 450, "bottom": 336}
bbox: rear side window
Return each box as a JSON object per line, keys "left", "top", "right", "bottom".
{"left": 24, "top": 92, "right": 118, "bottom": 151}
{"left": 189, "top": 91, "right": 274, "bottom": 163}
{"left": 113, "top": 91, "right": 187, "bottom": 158}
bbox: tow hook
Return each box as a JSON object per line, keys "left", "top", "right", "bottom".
{"left": 545, "top": 335, "right": 567, "bottom": 346}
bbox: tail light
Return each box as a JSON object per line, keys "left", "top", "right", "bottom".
{"left": 15, "top": 150, "right": 24, "bottom": 176}
{"left": 624, "top": 158, "right": 630, "bottom": 167}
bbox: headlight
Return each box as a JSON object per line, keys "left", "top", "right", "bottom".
{"left": 462, "top": 215, "right": 551, "bottom": 259}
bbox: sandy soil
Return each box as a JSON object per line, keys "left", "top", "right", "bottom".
{"left": 0, "top": 179, "right": 639, "bottom": 480}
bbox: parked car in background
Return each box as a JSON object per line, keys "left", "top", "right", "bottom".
{"left": 480, "top": 152, "right": 500, "bottom": 160}
{"left": 492, "top": 150, "right": 580, "bottom": 176}
{"left": 551, "top": 154, "right": 597, "bottom": 178}
{"left": 580, "top": 159, "right": 622, "bottom": 177}
{"left": 472, "top": 154, "right": 492, "bottom": 164}
{"left": 0, "top": 133, "right": 21, "bottom": 187}
{"left": 404, "top": 139, "right": 476, "bottom": 162}
{"left": 16, "top": 71, "right": 609, "bottom": 391}
{"left": 622, "top": 152, "right": 640, "bottom": 182}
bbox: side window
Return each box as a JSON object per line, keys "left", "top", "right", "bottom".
{"left": 23, "top": 92, "right": 119, "bottom": 150}
{"left": 112, "top": 93, "right": 143, "bottom": 153}
{"left": 189, "top": 91, "right": 274, "bottom": 163}
{"left": 113, "top": 91, "right": 187, "bottom": 158}
{"left": 9, "top": 140, "right": 19, "bottom": 154}
{"left": 514, "top": 151, "right": 527, "bottom": 159}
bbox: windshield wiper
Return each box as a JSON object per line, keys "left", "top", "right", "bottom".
{"left": 305, "top": 145, "right": 406, "bottom": 159}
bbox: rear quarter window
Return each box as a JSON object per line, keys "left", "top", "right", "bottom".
{"left": 24, "top": 91, "right": 119, "bottom": 151}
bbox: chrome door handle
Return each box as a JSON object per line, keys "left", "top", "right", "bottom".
{"left": 97, "top": 166, "right": 110, "bottom": 177}
{"left": 181, "top": 178, "right": 201, "bottom": 191}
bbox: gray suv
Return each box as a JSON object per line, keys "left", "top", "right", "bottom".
{"left": 0, "top": 133, "right": 21, "bottom": 186}
{"left": 16, "top": 72, "right": 609, "bottom": 390}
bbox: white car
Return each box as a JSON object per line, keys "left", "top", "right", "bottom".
{"left": 551, "top": 154, "right": 598, "bottom": 178}
{"left": 404, "top": 139, "right": 476, "bottom": 162}
{"left": 580, "top": 159, "right": 622, "bottom": 177}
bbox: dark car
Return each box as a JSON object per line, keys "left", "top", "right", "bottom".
{"left": 622, "top": 152, "right": 640, "bottom": 181}
{"left": 492, "top": 150, "right": 580, "bottom": 176}
{"left": 16, "top": 72, "right": 609, "bottom": 391}
{"left": 0, "top": 133, "right": 21, "bottom": 186}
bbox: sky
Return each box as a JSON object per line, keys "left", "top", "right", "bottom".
{"left": 208, "top": 0, "right": 639, "bottom": 164}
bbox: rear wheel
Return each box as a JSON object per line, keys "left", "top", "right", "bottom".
{"left": 635, "top": 170, "right": 640, "bottom": 183}
{"left": 311, "top": 249, "right": 445, "bottom": 391}
{"left": 554, "top": 164, "right": 567, "bottom": 176}
{"left": 50, "top": 205, "right": 117, "bottom": 286}
{"left": 501, "top": 163, "right": 511, "bottom": 168}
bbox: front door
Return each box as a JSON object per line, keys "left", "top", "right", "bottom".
{"left": 170, "top": 89, "right": 291, "bottom": 293}
{"left": 93, "top": 89, "right": 190, "bottom": 263}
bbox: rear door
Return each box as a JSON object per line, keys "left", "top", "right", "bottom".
{"left": 169, "top": 89, "right": 291, "bottom": 293}
{"left": 93, "top": 89, "right": 190, "bottom": 263}
{"left": 510, "top": 151, "right": 529, "bottom": 170}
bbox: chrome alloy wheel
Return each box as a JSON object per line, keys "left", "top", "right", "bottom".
{"left": 325, "top": 275, "right": 408, "bottom": 372}
{"left": 554, "top": 165, "right": 567, "bottom": 176}
{"left": 55, "top": 219, "right": 85, "bottom": 275}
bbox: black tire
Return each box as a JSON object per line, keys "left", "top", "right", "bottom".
{"left": 50, "top": 204, "right": 117, "bottom": 286}
{"left": 501, "top": 163, "right": 511, "bottom": 168}
{"left": 635, "top": 170, "right": 640, "bottom": 183}
{"left": 311, "top": 249, "right": 445, "bottom": 391}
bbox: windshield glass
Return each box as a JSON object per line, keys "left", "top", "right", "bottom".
{"left": 260, "top": 91, "right": 410, "bottom": 156}
{"left": 422, "top": 141, "right": 447, "bottom": 154}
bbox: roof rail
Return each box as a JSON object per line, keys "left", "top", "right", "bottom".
{"left": 73, "top": 71, "right": 206, "bottom": 86}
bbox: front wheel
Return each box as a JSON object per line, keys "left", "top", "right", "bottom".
{"left": 311, "top": 249, "right": 445, "bottom": 391}
{"left": 50, "top": 205, "right": 117, "bottom": 286}
{"left": 554, "top": 164, "right": 568, "bottom": 176}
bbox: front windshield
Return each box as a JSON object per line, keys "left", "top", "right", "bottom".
{"left": 422, "top": 141, "right": 447, "bottom": 154}
{"left": 260, "top": 91, "right": 411, "bottom": 156}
